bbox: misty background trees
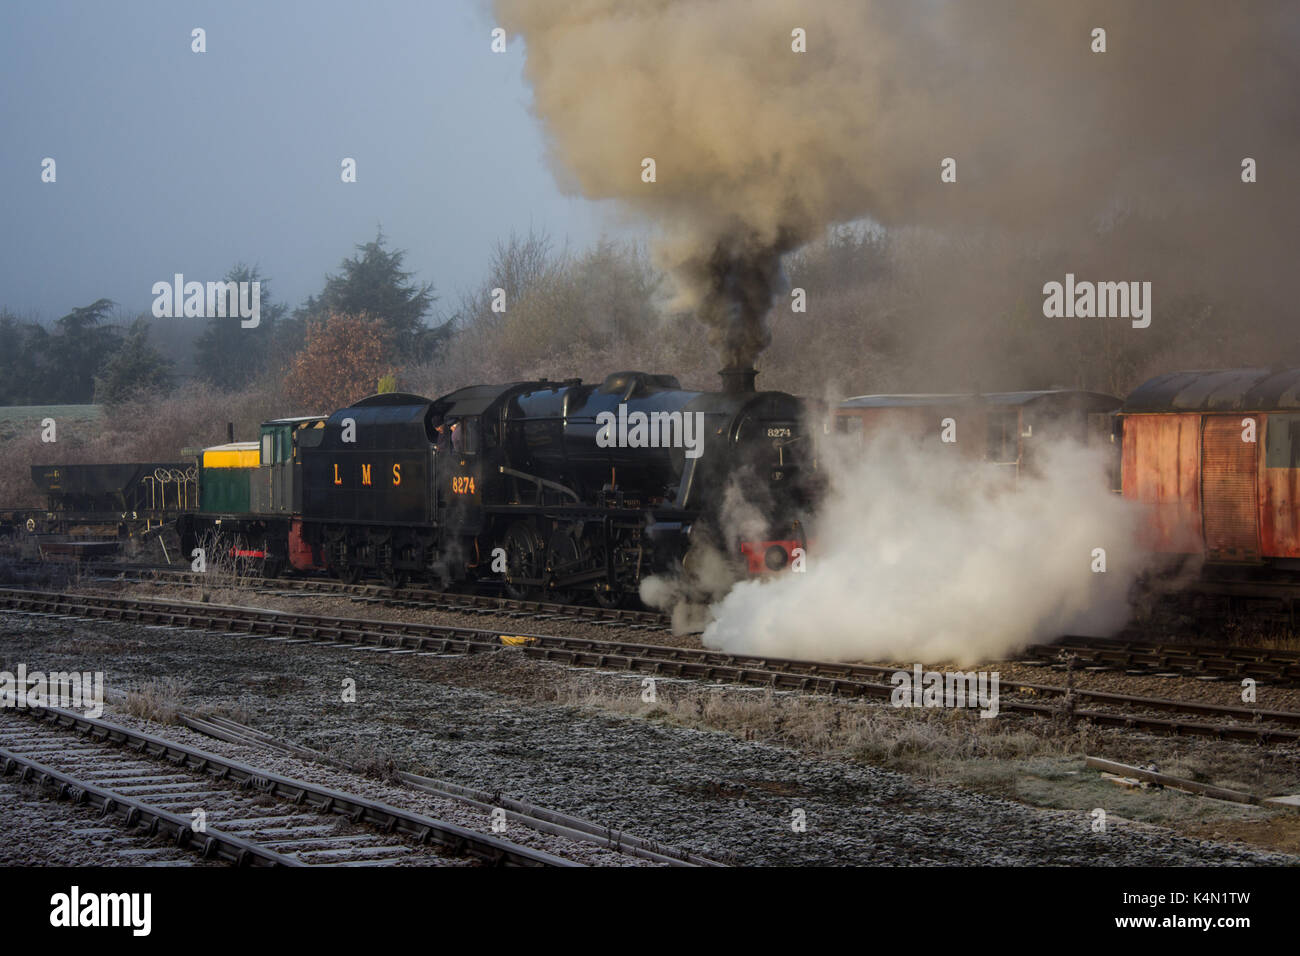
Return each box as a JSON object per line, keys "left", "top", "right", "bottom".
{"left": 0, "top": 231, "right": 444, "bottom": 412}
{"left": 191, "top": 265, "right": 285, "bottom": 391}
{"left": 2, "top": 224, "right": 1289, "bottom": 414}
{"left": 296, "top": 230, "right": 444, "bottom": 363}
{"left": 2, "top": 220, "right": 1296, "bottom": 507}
{"left": 0, "top": 298, "right": 129, "bottom": 405}
{"left": 93, "top": 318, "right": 175, "bottom": 404}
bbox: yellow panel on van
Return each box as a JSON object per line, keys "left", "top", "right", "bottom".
{"left": 202, "top": 442, "right": 261, "bottom": 469}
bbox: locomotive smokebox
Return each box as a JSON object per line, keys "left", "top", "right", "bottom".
{"left": 719, "top": 366, "right": 758, "bottom": 394}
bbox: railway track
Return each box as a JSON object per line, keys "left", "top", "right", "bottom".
{"left": 1018, "top": 635, "right": 1300, "bottom": 685}
{"left": 25, "top": 559, "right": 1300, "bottom": 679}
{"left": 79, "top": 568, "right": 1300, "bottom": 680}
{"left": 5, "top": 587, "right": 1300, "bottom": 745}
{"left": 171, "top": 705, "right": 718, "bottom": 866}
{"left": 28, "top": 552, "right": 1300, "bottom": 639}
{"left": 79, "top": 564, "right": 674, "bottom": 630}
{"left": 0, "top": 704, "right": 575, "bottom": 866}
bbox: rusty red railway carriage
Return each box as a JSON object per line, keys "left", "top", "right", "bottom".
{"left": 1119, "top": 368, "right": 1300, "bottom": 567}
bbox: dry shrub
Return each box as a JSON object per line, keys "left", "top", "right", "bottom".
{"left": 0, "top": 430, "right": 52, "bottom": 508}
{"left": 283, "top": 311, "right": 394, "bottom": 412}
{"left": 103, "top": 378, "right": 288, "bottom": 455}
{"left": 343, "top": 747, "right": 402, "bottom": 784}
{"left": 0, "top": 379, "right": 287, "bottom": 509}
{"left": 125, "top": 676, "right": 190, "bottom": 724}
{"left": 549, "top": 673, "right": 1071, "bottom": 774}
{"left": 193, "top": 527, "right": 263, "bottom": 594}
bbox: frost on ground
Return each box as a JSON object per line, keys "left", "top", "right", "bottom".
{"left": 0, "top": 613, "right": 1295, "bottom": 866}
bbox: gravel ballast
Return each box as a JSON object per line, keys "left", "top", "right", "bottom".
{"left": 1, "top": 608, "right": 1296, "bottom": 866}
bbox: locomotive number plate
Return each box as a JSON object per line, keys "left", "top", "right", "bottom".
{"left": 452, "top": 475, "right": 476, "bottom": 495}
{"left": 766, "top": 427, "right": 793, "bottom": 438}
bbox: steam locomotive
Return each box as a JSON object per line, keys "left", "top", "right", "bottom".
{"left": 176, "top": 369, "right": 817, "bottom": 605}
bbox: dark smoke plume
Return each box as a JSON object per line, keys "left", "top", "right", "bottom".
{"left": 687, "top": 229, "right": 796, "bottom": 368}
{"left": 496, "top": 0, "right": 1300, "bottom": 369}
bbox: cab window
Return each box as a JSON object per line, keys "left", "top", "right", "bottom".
{"left": 460, "top": 419, "right": 481, "bottom": 454}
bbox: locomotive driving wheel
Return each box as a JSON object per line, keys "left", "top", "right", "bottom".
{"left": 380, "top": 566, "right": 408, "bottom": 589}
{"left": 502, "top": 520, "right": 544, "bottom": 600}
{"left": 583, "top": 529, "right": 626, "bottom": 608}
{"left": 543, "top": 529, "right": 584, "bottom": 604}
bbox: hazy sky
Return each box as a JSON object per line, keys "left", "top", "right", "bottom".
{"left": 0, "top": 0, "right": 628, "bottom": 322}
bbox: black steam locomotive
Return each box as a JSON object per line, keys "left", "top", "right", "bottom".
{"left": 178, "top": 369, "right": 817, "bottom": 605}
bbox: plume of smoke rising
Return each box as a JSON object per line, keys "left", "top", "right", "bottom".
{"left": 496, "top": 1, "right": 1300, "bottom": 367}
{"left": 698, "top": 429, "right": 1147, "bottom": 665}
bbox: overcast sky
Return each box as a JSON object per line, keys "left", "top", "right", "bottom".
{"left": 0, "top": 0, "right": 629, "bottom": 322}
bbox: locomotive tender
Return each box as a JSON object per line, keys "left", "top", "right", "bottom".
{"left": 178, "top": 369, "right": 816, "bottom": 604}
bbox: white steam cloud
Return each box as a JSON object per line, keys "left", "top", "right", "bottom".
{"left": 700, "top": 430, "right": 1146, "bottom": 665}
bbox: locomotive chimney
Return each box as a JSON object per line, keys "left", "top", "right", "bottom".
{"left": 719, "top": 366, "right": 758, "bottom": 394}
{"left": 226, "top": 422, "right": 234, "bottom": 443}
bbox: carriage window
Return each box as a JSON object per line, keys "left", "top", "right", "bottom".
{"left": 1265, "top": 415, "right": 1300, "bottom": 468}
{"left": 261, "top": 434, "right": 273, "bottom": 465}
{"left": 835, "top": 416, "right": 863, "bottom": 434}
